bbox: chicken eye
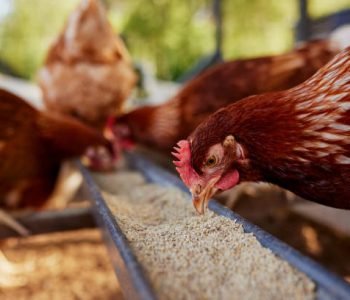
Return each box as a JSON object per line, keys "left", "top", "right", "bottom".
{"left": 205, "top": 155, "right": 218, "bottom": 168}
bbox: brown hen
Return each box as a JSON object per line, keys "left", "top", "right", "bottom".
{"left": 38, "top": 0, "right": 137, "bottom": 128}
{"left": 114, "top": 38, "right": 348, "bottom": 151}
{"left": 174, "top": 47, "right": 350, "bottom": 213}
{"left": 0, "top": 88, "right": 112, "bottom": 211}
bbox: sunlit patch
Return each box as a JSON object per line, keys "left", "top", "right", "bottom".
{"left": 329, "top": 123, "right": 350, "bottom": 131}
{"left": 340, "top": 102, "right": 350, "bottom": 110}
{"left": 296, "top": 157, "right": 309, "bottom": 163}
{"left": 301, "top": 225, "right": 322, "bottom": 256}
{"left": 322, "top": 69, "right": 338, "bottom": 82}
{"left": 312, "top": 94, "right": 325, "bottom": 103}
{"left": 315, "top": 151, "right": 330, "bottom": 158}
{"left": 331, "top": 54, "right": 348, "bottom": 68}
{"left": 295, "top": 100, "right": 314, "bottom": 111}
{"left": 319, "top": 132, "right": 345, "bottom": 141}
{"left": 293, "top": 146, "right": 308, "bottom": 153}
{"left": 308, "top": 123, "right": 326, "bottom": 131}
{"left": 335, "top": 155, "right": 350, "bottom": 164}
{"left": 300, "top": 141, "right": 343, "bottom": 157}
{"left": 327, "top": 92, "right": 348, "bottom": 102}
{"left": 303, "top": 141, "right": 329, "bottom": 149}
{"left": 0, "top": 0, "right": 12, "bottom": 19}
{"left": 333, "top": 76, "right": 350, "bottom": 88}
{"left": 296, "top": 113, "right": 311, "bottom": 120}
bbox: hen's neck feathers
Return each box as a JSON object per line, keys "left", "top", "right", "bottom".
{"left": 225, "top": 46, "right": 350, "bottom": 160}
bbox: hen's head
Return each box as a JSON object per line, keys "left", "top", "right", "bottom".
{"left": 107, "top": 105, "right": 163, "bottom": 152}
{"left": 104, "top": 116, "right": 135, "bottom": 157}
{"left": 80, "top": 120, "right": 119, "bottom": 171}
{"left": 73, "top": 116, "right": 119, "bottom": 171}
{"left": 173, "top": 132, "right": 245, "bottom": 214}
{"left": 84, "top": 142, "right": 117, "bottom": 171}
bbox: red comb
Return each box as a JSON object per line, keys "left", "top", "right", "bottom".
{"left": 172, "top": 140, "right": 199, "bottom": 187}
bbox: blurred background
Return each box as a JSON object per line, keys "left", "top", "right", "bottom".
{"left": 1, "top": 1, "right": 350, "bottom": 299}
{"left": 1, "top": 0, "right": 350, "bottom": 82}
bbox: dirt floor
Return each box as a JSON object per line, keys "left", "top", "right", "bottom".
{"left": 0, "top": 229, "right": 124, "bottom": 300}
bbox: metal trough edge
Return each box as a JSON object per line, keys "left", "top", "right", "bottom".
{"left": 125, "top": 151, "right": 350, "bottom": 300}
{"left": 78, "top": 162, "right": 156, "bottom": 300}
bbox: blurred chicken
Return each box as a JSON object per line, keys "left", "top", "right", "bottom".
{"left": 113, "top": 27, "right": 350, "bottom": 151}
{"left": 38, "top": 0, "right": 137, "bottom": 128}
{"left": 0, "top": 89, "right": 113, "bottom": 223}
{"left": 0, "top": 88, "right": 115, "bottom": 287}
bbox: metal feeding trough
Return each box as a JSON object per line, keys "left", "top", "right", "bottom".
{"left": 79, "top": 151, "right": 350, "bottom": 300}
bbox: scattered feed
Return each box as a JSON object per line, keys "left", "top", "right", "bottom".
{"left": 95, "top": 171, "right": 315, "bottom": 300}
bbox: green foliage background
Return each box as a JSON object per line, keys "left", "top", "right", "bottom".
{"left": 0, "top": 0, "right": 350, "bottom": 81}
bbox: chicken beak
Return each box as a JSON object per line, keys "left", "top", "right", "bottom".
{"left": 191, "top": 179, "right": 219, "bottom": 215}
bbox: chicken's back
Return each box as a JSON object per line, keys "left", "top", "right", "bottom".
{"left": 0, "top": 90, "right": 59, "bottom": 209}
{"left": 0, "top": 89, "right": 113, "bottom": 210}
{"left": 179, "top": 40, "right": 336, "bottom": 130}
{"left": 115, "top": 40, "right": 339, "bottom": 152}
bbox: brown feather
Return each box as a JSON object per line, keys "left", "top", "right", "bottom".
{"left": 116, "top": 39, "right": 338, "bottom": 151}
{"left": 0, "top": 89, "right": 110, "bottom": 210}
{"left": 190, "top": 48, "right": 350, "bottom": 209}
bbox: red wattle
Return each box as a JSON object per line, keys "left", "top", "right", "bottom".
{"left": 215, "top": 170, "right": 240, "bottom": 190}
